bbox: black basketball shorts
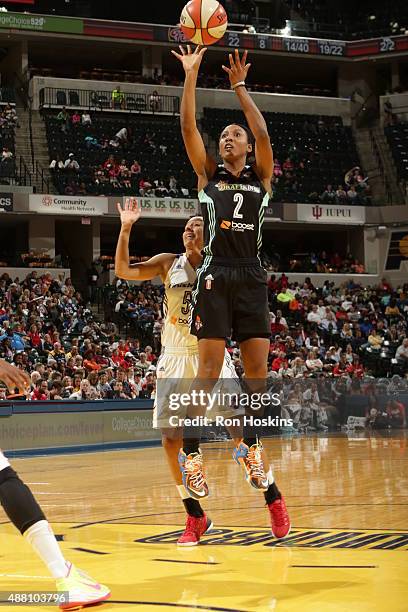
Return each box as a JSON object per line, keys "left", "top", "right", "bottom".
{"left": 190, "top": 258, "right": 271, "bottom": 342}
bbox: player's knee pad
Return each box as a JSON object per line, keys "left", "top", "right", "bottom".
{"left": 0, "top": 466, "right": 45, "bottom": 534}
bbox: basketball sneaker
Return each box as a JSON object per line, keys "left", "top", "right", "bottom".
{"left": 267, "top": 496, "right": 291, "bottom": 539}
{"left": 233, "top": 441, "right": 269, "bottom": 490}
{"left": 56, "top": 562, "right": 111, "bottom": 610}
{"left": 177, "top": 513, "right": 213, "bottom": 546}
{"left": 178, "top": 449, "right": 209, "bottom": 499}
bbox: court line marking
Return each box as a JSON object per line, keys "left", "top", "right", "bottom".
{"left": 72, "top": 547, "right": 109, "bottom": 555}
{"left": 107, "top": 602, "right": 248, "bottom": 611}
{"left": 153, "top": 558, "right": 220, "bottom": 565}
{"left": 290, "top": 565, "right": 378, "bottom": 568}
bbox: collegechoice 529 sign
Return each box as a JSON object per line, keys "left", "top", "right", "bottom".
{"left": 137, "top": 197, "right": 199, "bottom": 219}
{"left": 296, "top": 204, "right": 366, "bottom": 224}
{"left": 30, "top": 194, "right": 108, "bottom": 215}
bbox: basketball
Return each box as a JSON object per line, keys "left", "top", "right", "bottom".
{"left": 180, "top": 0, "right": 228, "bottom": 46}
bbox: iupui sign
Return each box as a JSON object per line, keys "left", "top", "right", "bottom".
{"left": 136, "top": 198, "right": 199, "bottom": 219}
{"left": 0, "top": 193, "right": 13, "bottom": 212}
{"left": 297, "top": 204, "right": 366, "bottom": 225}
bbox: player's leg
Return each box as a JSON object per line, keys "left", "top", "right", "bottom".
{"left": 161, "top": 429, "right": 212, "bottom": 546}
{"left": 238, "top": 339, "right": 291, "bottom": 538}
{"left": 179, "top": 338, "right": 226, "bottom": 499}
{"left": 0, "top": 450, "right": 110, "bottom": 609}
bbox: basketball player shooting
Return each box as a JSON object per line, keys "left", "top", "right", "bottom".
{"left": 116, "top": 199, "right": 244, "bottom": 546}
{"left": 171, "top": 45, "right": 290, "bottom": 538}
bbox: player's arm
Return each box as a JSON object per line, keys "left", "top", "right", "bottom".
{"left": 171, "top": 45, "right": 217, "bottom": 186}
{"left": 115, "top": 198, "right": 175, "bottom": 282}
{"left": 222, "top": 49, "right": 273, "bottom": 183}
{"left": 0, "top": 358, "right": 30, "bottom": 392}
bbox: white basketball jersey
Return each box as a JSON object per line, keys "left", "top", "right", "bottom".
{"left": 161, "top": 254, "right": 198, "bottom": 350}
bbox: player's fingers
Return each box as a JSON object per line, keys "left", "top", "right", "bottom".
{"left": 221, "top": 65, "right": 231, "bottom": 73}
{"left": 241, "top": 50, "right": 248, "bottom": 66}
{"left": 171, "top": 50, "right": 182, "bottom": 59}
{"left": 179, "top": 45, "right": 186, "bottom": 55}
{"left": 187, "top": 44, "right": 191, "bottom": 55}
{"left": 116, "top": 201, "right": 122, "bottom": 215}
{"left": 229, "top": 53, "right": 234, "bottom": 68}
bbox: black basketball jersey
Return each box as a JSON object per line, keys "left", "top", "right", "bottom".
{"left": 199, "top": 164, "right": 270, "bottom": 262}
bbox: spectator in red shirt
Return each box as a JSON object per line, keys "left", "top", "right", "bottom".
{"left": 31, "top": 379, "right": 49, "bottom": 400}
{"left": 28, "top": 323, "right": 42, "bottom": 349}
{"left": 83, "top": 350, "right": 102, "bottom": 372}
{"left": 346, "top": 356, "right": 364, "bottom": 378}
{"left": 272, "top": 352, "right": 288, "bottom": 372}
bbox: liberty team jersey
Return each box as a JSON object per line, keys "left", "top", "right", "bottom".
{"left": 199, "top": 164, "right": 270, "bottom": 261}
{"left": 161, "top": 254, "right": 198, "bottom": 350}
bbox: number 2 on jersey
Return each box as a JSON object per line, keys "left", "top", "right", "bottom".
{"left": 233, "top": 193, "right": 243, "bottom": 219}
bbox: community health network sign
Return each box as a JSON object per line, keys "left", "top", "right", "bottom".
{"left": 297, "top": 203, "right": 366, "bottom": 224}
{"left": 137, "top": 197, "right": 199, "bottom": 219}
{"left": 30, "top": 194, "right": 108, "bottom": 216}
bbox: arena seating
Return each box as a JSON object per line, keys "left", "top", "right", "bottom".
{"left": 202, "top": 108, "right": 361, "bottom": 203}
{"left": 43, "top": 111, "right": 195, "bottom": 196}
{"left": 385, "top": 123, "right": 408, "bottom": 181}
{"left": 285, "top": 0, "right": 408, "bottom": 40}
{"left": 44, "top": 108, "right": 362, "bottom": 203}
{"left": 0, "top": 268, "right": 407, "bottom": 433}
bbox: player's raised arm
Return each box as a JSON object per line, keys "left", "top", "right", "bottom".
{"left": 171, "top": 45, "right": 216, "bottom": 187}
{"left": 115, "top": 198, "right": 174, "bottom": 282}
{"left": 222, "top": 49, "right": 273, "bottom": 183}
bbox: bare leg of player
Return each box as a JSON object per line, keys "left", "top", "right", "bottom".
{"left": 236, "top": 338, "right": 291, "bottom": 539}
{"left": 179, "top": 339, "right": 225, "bottom": 499}
{"left": 0, "top": 451, "right": 110, "bottom": 609}
{"left": 162, "top": 429, "right": 212, "bottom": 546}
{"left": 163, "top": 426, "right": 242, "bottom": 546}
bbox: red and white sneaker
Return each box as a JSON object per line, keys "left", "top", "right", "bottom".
{"left": 177, "top": 513, "right": 213, "bottom": 547}
{"left": 267, "top": 496, "right": 291, "bottom": 539}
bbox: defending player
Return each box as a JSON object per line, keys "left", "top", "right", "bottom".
{"left": 116, "top": 199, "right": 243, "bottom": 546}
{"left": 172, "top": 45, "right": 290, "bottom": 538}
{"left": 0, "top": 359, "right": 110, "bottom": 610}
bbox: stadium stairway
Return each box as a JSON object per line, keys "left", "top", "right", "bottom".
{"left": 371, "top": 125, "right": 405, "bottom": 204}
{"left": 14, "top": 105, "right": 54, "bottom": 193}
{"left": 353, "top": 126, "right": 403, "bottom": 205}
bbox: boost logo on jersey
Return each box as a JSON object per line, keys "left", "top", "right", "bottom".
{"left": 220, "top": 219, "right": 255, "bottom": 232}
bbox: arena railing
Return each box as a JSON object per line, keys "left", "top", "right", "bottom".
{"left": 0, "top": 87, "right": 16, "bottom": 104}
{"left": 39, "top": 87, "right": 180, "bottom": 115}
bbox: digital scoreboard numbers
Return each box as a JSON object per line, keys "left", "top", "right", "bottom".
{"left": 317, "top": 40, "right": 346, "bottom": 56}
{"left": 283, "top": 38, "right": 310, "bottom": 53}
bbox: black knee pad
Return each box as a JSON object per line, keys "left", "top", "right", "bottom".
{"left": 0, "top": 466, "right": 46, "bottom": 534}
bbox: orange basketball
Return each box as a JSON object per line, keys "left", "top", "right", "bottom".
{"left": 180, "top": 0, "right": 228, "bottom": 46}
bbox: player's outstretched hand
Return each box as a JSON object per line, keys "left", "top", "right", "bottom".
{"left": 116, "top": 197, "right": 141, "bottom": 227}
{"left": 171, "top": 45, "right": 207, "bottom": 74}
{"left": 222, "top": 48, "right": 251, "bottom": 87}
{"left": 0, "top": 359, "right": 30, "bottom": 393}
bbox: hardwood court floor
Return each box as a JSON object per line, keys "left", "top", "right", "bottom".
{"left": 1, "top": 434, "right": 408, "bottom": 611}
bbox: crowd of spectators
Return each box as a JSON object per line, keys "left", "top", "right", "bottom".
{"left": 0, "top": 272, "right": 160, "bottom": 402}
{"left": 0, "top": 269, "right": 407, "bottom": 434}
{"left": 46, "top": 110, "right": 193, "bottom": 197}
{"left": 263, "top": 251, "right": 366, "bottom": 274}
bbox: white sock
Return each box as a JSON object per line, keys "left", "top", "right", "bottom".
{"left": 24, "top": 520, "right": 68, "bottom": 579}
{"left": 266, "top": 468, "right": 274, "bottom": 485}
{"left": 176, "top": 484, "right": 191, "bottom": 500}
